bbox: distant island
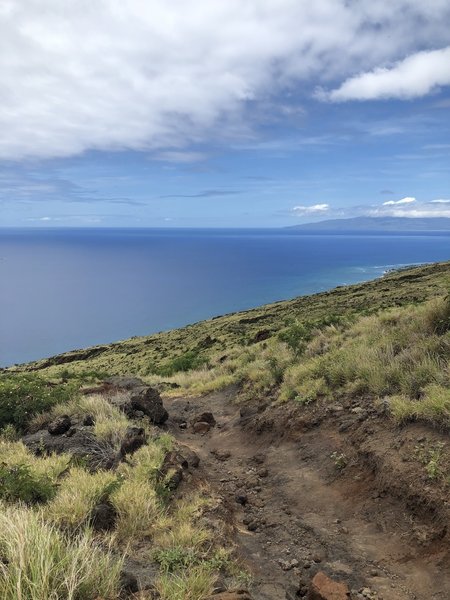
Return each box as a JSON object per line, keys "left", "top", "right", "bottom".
{"left": 287, "top": 216, "right": 450, "bottom": 232}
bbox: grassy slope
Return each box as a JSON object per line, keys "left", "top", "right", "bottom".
{"left": 10, "top": 261, "right": 450, "bottom": 378}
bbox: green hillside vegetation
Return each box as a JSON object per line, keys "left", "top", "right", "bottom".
{"left": 8, "top": 261, "right": 450, "bottom": 428}
{"left": 9, "top": 262, "right": 448, "bottom": 379}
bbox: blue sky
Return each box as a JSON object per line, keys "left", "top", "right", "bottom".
{"left": 1, "top": 1, "right": 450, "bottom": 227}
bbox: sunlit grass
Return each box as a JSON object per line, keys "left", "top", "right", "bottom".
{"left": 0, "top": 504, "right": 122, "bottom": 600}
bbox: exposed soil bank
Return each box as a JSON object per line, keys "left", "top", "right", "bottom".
{"left": 167, "top": 387, "right": 450, "bottom": 600}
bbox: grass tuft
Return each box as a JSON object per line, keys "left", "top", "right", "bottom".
{"left": 0, "top": 504, "right": 122, "bottom": 600}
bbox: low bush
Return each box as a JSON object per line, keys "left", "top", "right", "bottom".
{"left": 157, "top": 351, "right": 207, "bottom": 377}
{"left": 0, "top": 463, "right": 56, "bottom": 504}
{"left": 0, "top": 374, "right": 78, "bottom": 431}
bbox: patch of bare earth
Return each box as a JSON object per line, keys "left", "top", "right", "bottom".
{"left": 166, "top": 387, "right": 450, "bottom": 600}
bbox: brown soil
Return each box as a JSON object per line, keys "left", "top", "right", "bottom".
{"left": 166, "top": 387, "right": 450, "bottom": 600}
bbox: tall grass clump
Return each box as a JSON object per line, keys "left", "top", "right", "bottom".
{"left": 0, "top": 440, "right": 70, "bottom": 480}
{"left": 155, "top": 566, "right": 214, "bottom": 600}
{"left": 46, "top": 467, "right": 119, "bottom": 530}
{"left": 0, "top": 504, "right": 122, "bottom": 600}
{"left": 111, "top": 478, "right": 161, "bottom": 543}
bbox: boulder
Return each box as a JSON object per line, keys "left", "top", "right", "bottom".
{"left": 178, "top": 444, "right": 200, "bottom": 468}
{"left": 129, "top": 387, "right": 168, "bottom": 425}
{"left": 22, "top": 428, "right": 116, "bottom": 470}
{"left": 119, "top": 426, "right": 147, "bottom": 456}
{"left": 307, "top": 571, "right": 351, "bottom": 600}
{"left": 104, "top": 376, "right": 147, "bottom": 391}
{"left": 158, "top": 450, "right": 187, "bottom": 491}
{"left": 90, "top": 501, "right": 117, "bottom": 531}
{"left": 47, "top": 415, "right": 71, "bottom": 435}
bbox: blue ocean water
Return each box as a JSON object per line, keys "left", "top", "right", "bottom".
{"left": 1, "top": 228, "right": 449, "bottom": 367}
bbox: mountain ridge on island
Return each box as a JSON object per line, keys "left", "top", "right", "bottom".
{"left": 287, "top": 216, "right": 450, "bottom": 232}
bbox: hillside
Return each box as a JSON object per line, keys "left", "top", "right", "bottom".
{"left": 10, "top": 260, "right": 450, "bottom": 379}
{"left": 2, "top": 260, "right": 450, "bottom": 600}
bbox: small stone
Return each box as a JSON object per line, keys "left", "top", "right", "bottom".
{"left": 193, "top": 421, "right": 211, "bottom": 434}
{"left": 235, "top": 491, "right": 248, "bottom": 505}
{"left": 82, "top": 415, "right": 95, "bottom": 426}
{"left": 192, "top": 412, "right": 216, "bottom": 426}
{"left": 307, "top": 571, "right": 350, "bottom": 600}
{"left": 257, "top": 467, "right": 269, "bottom": 478}
{"left": 312, "top": 554, "right": 323, "bottom": 563}
{"left": 247, "top": 521, "right": 258, "bottom": 531}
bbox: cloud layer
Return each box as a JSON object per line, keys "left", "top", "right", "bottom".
{"left": 324, "top": 47, "right": 450, "bottom": 101}
{"left": 1, "top": 1, "right": 450, "bottom": 160}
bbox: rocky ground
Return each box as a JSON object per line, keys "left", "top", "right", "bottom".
{"left": 17, "top": 377, "right": 450, "bottom": 599}
{"left": 166, "top": 386, "right": 450, "bottom": 600}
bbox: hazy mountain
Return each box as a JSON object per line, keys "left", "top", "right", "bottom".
{"left": 287, "top": 216, "right": 450, "bottom": 232}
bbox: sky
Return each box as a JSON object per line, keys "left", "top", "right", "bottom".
{"left": 1, "top": 0, "right": 450, "bottom": 228}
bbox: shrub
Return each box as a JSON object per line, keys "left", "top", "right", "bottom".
{"left": 0, "top": 463, "right": 56, "bottom": 504}
{"left": 157, "top": 351, "right": 207, "bottom": 377}
{"left": 0, "top": 374, "right": 78, "bottom": 431}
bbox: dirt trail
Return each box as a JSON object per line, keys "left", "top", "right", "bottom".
{"left": 166, "top": 387, "right": 450, "bottom": 600}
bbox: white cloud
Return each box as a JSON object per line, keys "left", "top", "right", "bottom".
{"left": 1, "top": 1, "right": 450, "bottom": 159}
{"left": 370, "top": 198, "right": 450, "bottom": 218}
{"left": 382, "top": 196, "right": 416, "bottom": 206}
{"left": 293, "top": 203, "right": 330, "bottom": 215}
{"left": 322, "top": 46, "right": 450, "bottom": 101}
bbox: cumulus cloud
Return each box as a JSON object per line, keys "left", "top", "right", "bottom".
{"left": 1, "top": 1, "right": 450, "bottom": 159}
{"left": 322, "top": 46, "right": 450, "bottom": 101}
{"left": 382, "top": 196, "right": 416, "bottom": 206}
{"left": 292, "top": 203, "right": 330, "bottom": 215}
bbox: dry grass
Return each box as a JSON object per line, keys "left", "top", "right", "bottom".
{"left": 45, "top": 467, "right": 118, "bottom": 530}
{"left": 0, "top": 440, "right": 70, "bottom": 480}
{"left": 155, "top": 565, "right": 214, "bottom": 600}
{"left": 111, "top": 478, "right": 161, "bottom": 543}
{"left": 0, "top": 504, "right": 122, "bottom": 600}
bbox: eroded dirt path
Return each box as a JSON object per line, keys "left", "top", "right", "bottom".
{"left": 166, "top": 388, "right": 450, "bottom": 600}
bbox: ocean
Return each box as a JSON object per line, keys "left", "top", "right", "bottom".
{"left": 1, "top": 227, "right": 449, "bottom": 367}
